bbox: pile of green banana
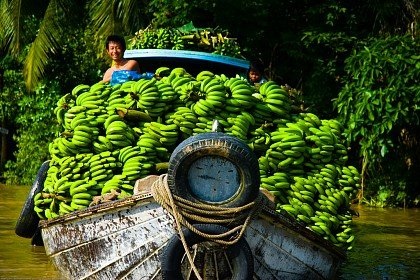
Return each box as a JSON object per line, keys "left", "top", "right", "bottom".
{"left": 39, "top": 67, "right": 360, "bottom": 250}
{"left": 127, "top": 27, "right": 242, "bottom": 58}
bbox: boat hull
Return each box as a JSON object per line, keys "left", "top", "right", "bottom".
{"left": 42, "top": 195, "right": 175, "bottom": 279}
{"left": 41, "top": 193, "right": 345, "bottom": 280}
{"left": 245, "top": 213, "right": 342, "bottom": 279}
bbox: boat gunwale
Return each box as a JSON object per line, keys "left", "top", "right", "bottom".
{"left": 124, "top": 49, "right": 250, "bottom": 70}
{"left": 38, "top": 193, "right": 155, "bottom": 227}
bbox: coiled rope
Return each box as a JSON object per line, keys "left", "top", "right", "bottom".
{"left": 151, "top": 173, "right": 263, "bottom": 279}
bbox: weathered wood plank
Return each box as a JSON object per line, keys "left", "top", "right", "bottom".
{"left": 42, "top": 199, "right": 174, "bottom": 279}
{"left": 43, "top": 199, "right": 168, "bottom": 253}
{"left": 246, "top": 217, "right": 336, "bottom": 279}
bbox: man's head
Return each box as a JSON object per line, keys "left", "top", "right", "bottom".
{"left": 105, "top": 35, "right": 126, "bottom": 51}
{"left": 105, "top": 35, "right": 127, "bottom": 61}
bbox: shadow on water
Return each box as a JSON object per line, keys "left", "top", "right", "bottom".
{"left": 338, "top": 205, "right": 420, "bottom": 280}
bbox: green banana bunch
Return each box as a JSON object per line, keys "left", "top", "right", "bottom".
{"left": 155, "top": 67, "right": 171, "bottom": 79}
{"left": 249, "top": 126, "right": 272, "bottom": 152}
{"left": 127, "top": 27, "right": 242, "bottom": 58}
{"left": 156, "top": 79, "right": 177, "bottom": 105}
{"left": 225, "top": 112, "right": 255, "bottom": 141}
{"left": 54, "top": 93, "right": 76, "bottom": 125}
{"left": 196, "top": 70, "right": 214, "bottom": 81}
{"left": 87, "top": 151, "right": 119, "bottom": 185}
{"left": 105, "top": 119, "right": 135, "bottom": 148}
{"left": 107, "top": 87, "right": 129, "bottom": 114}
{"left": 190, "top": 116, "right": 213, "bottom": 135}
{"left": 226, "top": 77, "right": 256, "bottom": 110}
{"left": 178, "top": 80, "right": 201, "bottom": 107}
{"left": 100, "top": 174, "right": 133, "bottom": 195}
{"left": 142, "top": 122, "right": 179, "bottom": 148}
{"left": 43, "top": 68, "right": 361, "bottom": 251}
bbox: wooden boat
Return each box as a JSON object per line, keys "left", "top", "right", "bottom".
{"left": 37, "top": 131, "right": 345, "bottom": 280}
{"left": 17, "top": 50, "right": 347, "bottom": 279}
{"left": 39, "top": 184, "right": 345, "bottom": 279}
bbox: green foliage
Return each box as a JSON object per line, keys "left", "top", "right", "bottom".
{"left": 300, "top": 31, "right": 357, "bottom": 118}
{"left": 334, "top": 34, "right": 420, "bottom": 206}
{"left": 47, "top": 27, "right": 106, "bottom": 93}
{"left": 0, "top": 54, "right": 25, "bottom": 180}
{"left": 1, "top": 25, "right": 105, "bottom": 185}
{"left": 1, "top": 0, "right": 148, "bottom": 92}
{"left": 147, "top": 0, "right": 206, "bottom": 28}
{"left": 23, "top": 0, "right": 70, "bottom": 90}
{"left": 335, "top": 35, "right": 419, "bottom": 161}
{"left": 3, "top": 82, "right": 61, "bottom": 185}
{"left": 0, "top": 58, "right": 24, "bottom": 121}
{"left": 360, "top": 154, "right": 411, "bottom": 207}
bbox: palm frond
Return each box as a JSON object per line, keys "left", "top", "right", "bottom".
{"left": 0, "top": 0, "right": 10, "bottom": 51}
{"left": 23, "top": 0, "right": 66, "bottom": 90}
{"left": 118, "top": 0, "right": 145, "bottom": 33}
{"left": 89, "top": 0, "right": 147, "bottom": 38}
{"left": 0, "top": 0, "right": 22, "bottom": 55}
{"left": 88, "top": 0, "right": 118, "bottom": 37}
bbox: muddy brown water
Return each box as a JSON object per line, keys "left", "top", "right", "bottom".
{"left": 1, "top": 184, "right": 419, "bottom": 279}
{"left": 337, "top": 204, "right": 420, "bottom": 279}
{"left": 0, "top": 184, "right": 59, "bottom": 279}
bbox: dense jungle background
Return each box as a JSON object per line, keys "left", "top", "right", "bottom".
{"left": 0, "top": 0, "right": 419, "bottom": 207}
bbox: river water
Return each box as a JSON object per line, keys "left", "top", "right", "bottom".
{"left": 0, "top": 184, "right": 419, "bottom": 279}
{"left": 337, "top": 204, "right": 420, "bottom": 279}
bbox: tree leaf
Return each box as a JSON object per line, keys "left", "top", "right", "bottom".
{"left": 387, "top": 121, "right": 392, "bottom": 130}
{"left": 368, "top": 109, "right": 374, "bottom": 121}
{"left": 0, "top": 0, "right": 22, "bottom": 55}
{"left": 380, "top": 144, "right": 388, "bottom": 157}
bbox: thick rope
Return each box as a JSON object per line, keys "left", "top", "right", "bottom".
{"left": 151, "top": 174, "right": 263, "bottom": 279}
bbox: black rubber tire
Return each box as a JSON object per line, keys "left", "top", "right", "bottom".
{"left": 31, "top": 227, "right": 44, "bottom": 246}
{"left": 167, "top": 132, "right": 260, "bottom": 208}
{"left": 15, "top": 160, "right": 50, "bottom": 238}
{"left": 161, "top": 223, "right": 254, "bottom": 280}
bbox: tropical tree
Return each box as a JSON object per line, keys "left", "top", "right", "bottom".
{"left": 334, "top": 34, "right": 420, "bottom": 207}
{"left": 0, "top": 0, "right": 149, "bottom": 91}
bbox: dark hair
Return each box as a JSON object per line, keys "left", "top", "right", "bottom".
{"left": 249, "top": 59, "right": 264, "bottom": 74}
{"left": 105, "top": 35, "right": 126, "bottom": 50}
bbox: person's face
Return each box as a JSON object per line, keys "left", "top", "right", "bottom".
{"left": 249, "top": 69, "right": 261, "bottom": 83}
{"left": 107, "top": 41, "right": 124, "bottom": 61}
